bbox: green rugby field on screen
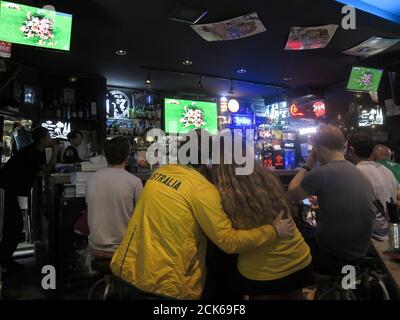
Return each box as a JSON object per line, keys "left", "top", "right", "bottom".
{"left": 346, "top": 66, "right": 383, "bottom": 92}
{"left": 164, "top": 98, "right": 218, "bottom": 134}
{"left": 0, "top": 1, "right": 72, "bottom": 51}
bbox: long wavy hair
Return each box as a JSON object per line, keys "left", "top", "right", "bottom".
{"left": 211, "top": 161, "right": 292, "bottom": 230}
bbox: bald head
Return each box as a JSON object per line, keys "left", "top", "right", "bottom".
{"left": 314, "top": 125, "right": 345, "bottom": 152}
{"left": 371, "top": 144, "right": 391, "bottom": 161}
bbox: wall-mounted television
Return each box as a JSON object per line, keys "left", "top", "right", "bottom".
{"left": 164, "top": 98, "right": 218, "bottom": 134}
{"left": 0, "top": 1, "right": 73, "bottom": 51}
{"left": 347, "top": 66, "right": 383, "bottom": 92}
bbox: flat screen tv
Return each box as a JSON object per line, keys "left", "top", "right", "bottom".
{"left": 347, "top": 66, "right": 383, "bottom": 92}
{"left": 0, "top": 1, "right": 73, "bottom": 51}
{"left": 164, "top": 98, "right": 218, "bottom": 134}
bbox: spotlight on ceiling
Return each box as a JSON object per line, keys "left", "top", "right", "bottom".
{"left": 115, "top": 49, "right": 127, "bottom": 56}
{"left": 228, "top": 80, "right": 234, "bottom": 95}
{"left": 68, "top": 76, "right": 78, "bottom": 83}
{"left": 182, "top": 60, "right": 193, "bottom": 66}
{"left": 237, "top": 68, "right": 247, "bottom": 74}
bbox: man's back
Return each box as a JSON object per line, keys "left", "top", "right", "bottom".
{"left": 86, "top": 167, "right": 143, "bottom": 252}
{"left": 357, "top": 161, "right": 399, "bottom": 210}
{"left": 301, "top": 160, "right": 375, "bottom": 261}
{"left": 0, "top": 144, "right": 45, "bottom": 195}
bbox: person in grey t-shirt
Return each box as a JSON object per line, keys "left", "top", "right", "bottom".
{"left": 346, "top": 132, "right": 400, "bottom": 236}
{"left": 86, "top": 137, "right": 143, "bottom": 257}
{"left": 288, "top": 125, "right": 375, "bottom": 275}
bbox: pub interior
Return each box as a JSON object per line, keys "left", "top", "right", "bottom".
{"left": 0, "top": 0, "right": 400, "bottom": 302}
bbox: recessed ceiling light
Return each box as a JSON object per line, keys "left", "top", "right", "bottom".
{"left": 237, "top": 68, "right": 247, "bottom": 74}
{"left": 68, "top": 76, "right": 78, "bottom": 83}
{"left": 182, "top": 60, "right": 193, "bottom": 66}
{"left": 115, "top": 50, "right": 127, "bottom": 56}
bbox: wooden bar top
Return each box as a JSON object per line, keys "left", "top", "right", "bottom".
{"left": 371, "top": 239, "right": 400, "bottom": 298}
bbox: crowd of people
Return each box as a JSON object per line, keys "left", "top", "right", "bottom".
{"left": 1, "top": 124, "right": 399, "bottom": 300}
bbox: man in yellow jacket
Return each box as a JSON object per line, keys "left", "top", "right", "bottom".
{"left": 111, "top": 163, "right": 295, "bottom": 299}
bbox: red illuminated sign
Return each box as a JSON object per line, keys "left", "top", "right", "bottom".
{"left": 313, "top": 101, "right": 326, "bottom": 118}
{"left": 290, "top": 104, "right": 304, "bottom": 117}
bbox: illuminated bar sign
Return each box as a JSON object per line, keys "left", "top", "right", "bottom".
{"left": 41, "top": 120, "right": 71, "bottom": 139}
{"left": 231, "top": 114, "right": 253, "bottom": 127}
{"left": 290, "top": 101, "right": 326, "bottom": 119}
{"left": 106, "top": 90, "right": 131, "bottom": 118}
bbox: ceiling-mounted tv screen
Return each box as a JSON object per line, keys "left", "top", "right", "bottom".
{"left": 164, "top": 98, "right": 218, "bottom": 134}
{"left": 0, "top": 1, "right": 72, "bottom": 51}
{"left": 347, "top": 66, "right": 383, "bottom": 92}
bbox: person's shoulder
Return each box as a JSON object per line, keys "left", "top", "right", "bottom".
{"left": 126, "top": 172, "right": 143, "bottom": 185}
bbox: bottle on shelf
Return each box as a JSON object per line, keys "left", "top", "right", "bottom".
{"left": 78, "top": 105, "right": 84, "bottom": 119}
{"left": 56, "top": 105, "right": 62, "bottom": 119}
{"left": 66, "top": 104, "right": 71, "bottom": 120}
{"left": 85, "top": 103, "right": 91, "bottom": 119}
{"left": 71, "top": 105, "right": 77, "bottom": 119}
{"left": 91, "top": 102, "right": 97, "bottom": 119}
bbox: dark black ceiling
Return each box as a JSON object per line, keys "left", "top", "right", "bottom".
{"left": 8, "top": 0, "right": 400, "bottom": 111}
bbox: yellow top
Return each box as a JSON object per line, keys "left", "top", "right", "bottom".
{"left": 110, "top": 164, "right": 310, "bottom": 299}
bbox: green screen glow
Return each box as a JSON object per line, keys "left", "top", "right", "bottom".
{"left": 0, "top": 1, "right": 72, "bottom": 51}
{"left": 164, "top": 98, "right": 218, "bottom": 134}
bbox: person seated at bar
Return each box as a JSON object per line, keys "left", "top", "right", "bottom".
{"left": 210, "top": 159, "right": 314, "bottom": 300}
{"left": 371, "top": 144, "right": 400, "bottom": 184}
{"left": 346, "top": 132, "right": 400, "bottom": 235}
{"left": 86, "top": 136, "right": 143, "bottom": 258}
{"left": 63, "top": 130, "right": 83, "bottom": 164}
{"left": 288, "top": 125, "right": 375, "bottom": 276}
{"left": 0, "top": 127, "right": 59, "bottom": 272}
{"left": 110, "top": 130, "right": 295, "bottom": 300}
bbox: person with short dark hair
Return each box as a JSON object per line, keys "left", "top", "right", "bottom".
{"left": 86, "top": 136, "right": 143, "bottom": 257}
{"left": 63, "top": 130, "right": 83, "bottom": 164}
{"left": 346, "top": 132, "right": 400, "bottom": 235}
{"left": 288, "top": 125, "right": 375, "bottom": 275}
{"left": 0, "top": 127, "right": 59, "bottom": 272}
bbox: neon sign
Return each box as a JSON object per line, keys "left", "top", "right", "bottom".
{"left": 313, "top": 101, "right": 326, "bottom": 117}
{"left": 232, "top": 115, "right": 253, "bottom": 126}
{"left": 106, "top": 90, "right": 131, "bottom": 118}
{"left": 290, "top": 104, "right": 304, "bottom": 117}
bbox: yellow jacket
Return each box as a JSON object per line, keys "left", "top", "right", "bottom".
{"left": 110, "top": 164, "right": 278, "bottom": 299}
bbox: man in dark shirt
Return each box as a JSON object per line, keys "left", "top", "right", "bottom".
{"left": 0, "top": 127, "right": 59, "bottom": 271}
{"left": 288, "top": 125, "right": 375, "bottom": 275}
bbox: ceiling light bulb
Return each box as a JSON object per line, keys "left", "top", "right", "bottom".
{"left": 182, "top": 60, "right": 193, "bottom": 66}
{"left": 116, "top": 50, "right": 127, "bottom": 56}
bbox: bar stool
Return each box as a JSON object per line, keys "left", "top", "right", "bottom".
{"left": 88, "top": 258, "right": 115, "bottom": 300}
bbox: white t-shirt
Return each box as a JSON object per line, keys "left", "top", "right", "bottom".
{"left": 86, "top": 167, "right": 143, "bottom": 252}
{"left": 357, "top": 161, "right": 400, "bottom": 235}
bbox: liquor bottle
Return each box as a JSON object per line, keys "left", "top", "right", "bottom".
{"left": 78, "top": 105, "right": 84, "bottom": 119}
{"left": 66, "top": 104, "right": 71, "bottom": 120}
{"left": 56, "top": 105, "right": 62, "bottom": 119}
{"left": 91, "top": 102, "right": 97, "bottom": 119}
{"left": 71, "top": 105, "right": 77, "bottom": 119}
{"left": 85, "top": 103, "right": 91, "bottom": 118}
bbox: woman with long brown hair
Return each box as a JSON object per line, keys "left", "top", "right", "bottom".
{"left": 211, "top": 161, "right": 314, "bottom": 299}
